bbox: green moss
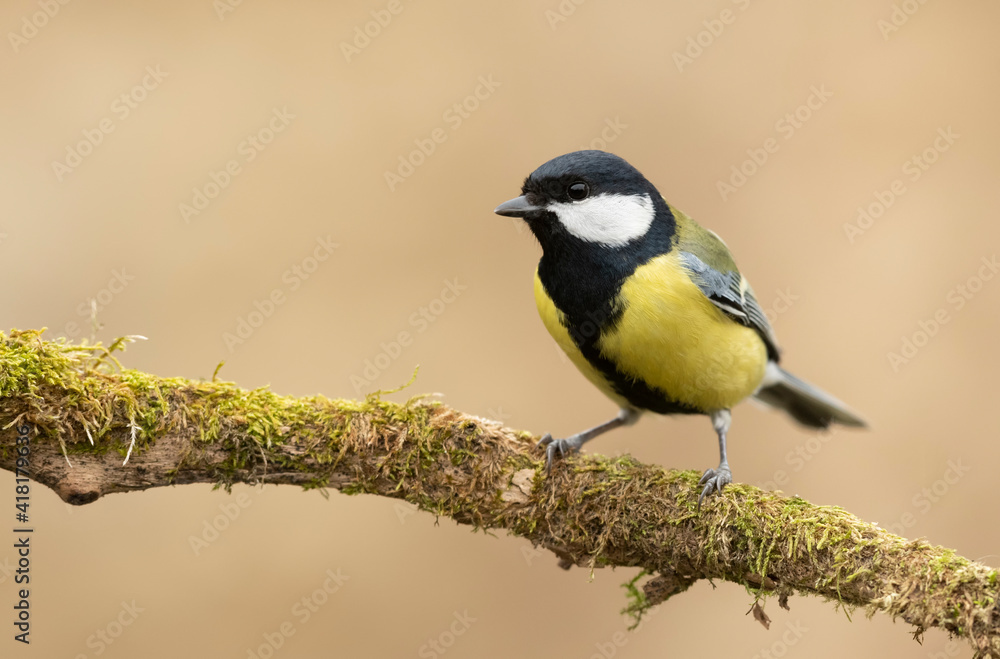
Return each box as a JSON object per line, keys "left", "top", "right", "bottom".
{"left": 4, "top": 329, "right": 999, "bottom": 655}
{"left": 1, "top": 331, "right": 495, "bottom": 516}
{"left": 0, "top": 330, "right": 433, "bottom": 495}
{"left": 621, "top": 570, "right": 650, "bottom": 629}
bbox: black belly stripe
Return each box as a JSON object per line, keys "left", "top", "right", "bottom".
{"left": 534, "top": 202, "right": 705, "bottom": 416}
{"left": 578, "top": 336, "right": 704, "bottom": 415}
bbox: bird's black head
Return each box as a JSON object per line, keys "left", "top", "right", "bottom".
{"left": 494, "top": 150, "right": 668, "bottom": 253}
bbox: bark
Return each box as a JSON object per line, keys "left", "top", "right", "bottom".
{"left": 1, "top": 329, "right": 997, "bottom": 656}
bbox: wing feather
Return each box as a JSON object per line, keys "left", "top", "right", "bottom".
{"left": 668, "top": 204, "right": 781, "bottom": 361}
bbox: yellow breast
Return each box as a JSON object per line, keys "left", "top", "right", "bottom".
{"left": 534, "top": 252, "right": 768, "bottom": 413}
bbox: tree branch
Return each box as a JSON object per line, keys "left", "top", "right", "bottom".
{"left": 1, "top": 329, "right": 997, "bottom": 656}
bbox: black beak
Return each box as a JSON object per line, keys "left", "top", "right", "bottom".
{"left": 494, "top": 195, "right": 543, "bottom": 218}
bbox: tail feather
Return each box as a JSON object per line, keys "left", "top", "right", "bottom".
{"left": 753, "top": 363, "right": 866, "bottom": 429}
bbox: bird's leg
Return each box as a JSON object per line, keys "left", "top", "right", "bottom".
{"left": 538, "top": 407, "right": 640, "bottom": 469}
{"left": 698, "top": 409, "right": 733, "bottom": 508}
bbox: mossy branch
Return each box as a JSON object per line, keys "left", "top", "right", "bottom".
{"left": 1, "top": 329, "right": 997, "bottom": 656}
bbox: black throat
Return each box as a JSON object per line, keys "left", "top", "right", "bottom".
{"left": 532, "top": 197, "right": 676, "bottom": 340}
{"left": 530, "top": 199, "right": 701, "bottom": 416}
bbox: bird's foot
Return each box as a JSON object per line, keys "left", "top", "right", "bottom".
{"left": 698, "top": 465, "right": 732, "bottom": 508}
{"left": 537, "top": 433, "right": 585, "bottom": 471}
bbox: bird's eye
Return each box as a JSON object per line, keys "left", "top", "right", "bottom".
{"left": 567, "top": 182, "right": 589, "bottom": 201}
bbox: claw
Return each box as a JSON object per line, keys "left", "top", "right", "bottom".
{"left": 536, "top": 433, "right": 583, "bottom": 471}
{"left": 697, "top": 466, "right": 732, "bottom": 509}
{"left": 533, "top": 410, "right": 636, "bottom": 475}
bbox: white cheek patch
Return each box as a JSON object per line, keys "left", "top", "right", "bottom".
{"left": 548, "top": 193, "right": 655, "bottom": 247}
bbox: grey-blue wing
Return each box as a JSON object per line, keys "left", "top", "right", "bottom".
{"left": 679, "top": 250, "right": 781, "bottom": 361}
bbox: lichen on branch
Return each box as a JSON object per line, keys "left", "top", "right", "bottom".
{"left": 0, "top": 329, "right": 997, "bottom": 657}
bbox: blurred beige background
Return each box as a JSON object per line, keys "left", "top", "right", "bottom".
{"left": 2, "top": 0, "right": 999, "bottom": 657}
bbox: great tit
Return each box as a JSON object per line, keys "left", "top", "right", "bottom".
{"left": 494, "top": 150, "right": 866, "bottom": 504}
